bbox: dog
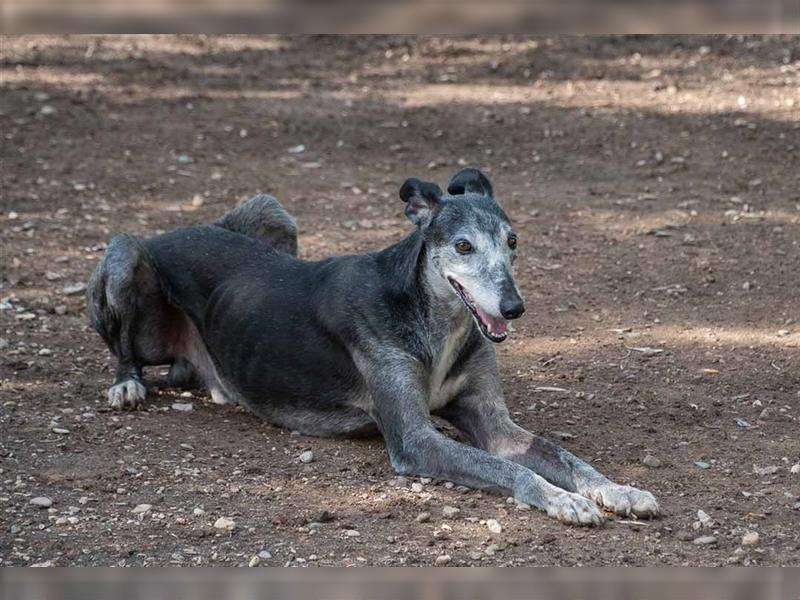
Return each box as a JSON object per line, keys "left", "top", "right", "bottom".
{"left": 87, "top": 167, "right": 659, "bottom": 525}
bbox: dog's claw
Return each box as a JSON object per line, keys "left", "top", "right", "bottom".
{"left": 591, "top": 484, "right": 660, "bottom": 518}
{"left": 107, "top": 379, "right": 147, "bottom": 410}
{"left": 546, "top": 491, "right": 605, "bottom": 526}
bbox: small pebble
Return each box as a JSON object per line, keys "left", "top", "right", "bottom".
{"left": 54, "top": 305, "right": 68, "bottom": 315}
{"left": 299, "top": 450, "right": 314, "bottom": 463}
{"left": 741, "top": 531, "right": 760, "bottom": 546}
{"left": 694, "top": 461, "right": 711, "bottom": 470}
{"left": 693, "top": 535, "right": 718, "bottom": 545}
{"left": 415, "top": 512, "right": 431, "bottom": 523}
{"left": 214, "top": 517, "right": 236, "bottom": 531}
{"left": 790, "top": 464, "right": 799, "bottom": 475}
{"left": 30, "top": 497, "right": 52, "bottom": 508}
{"left": 642, "top": 454, "right": 662, "bottom": 468}
{"left": 696, "top": 509, "right": 714, "bottom": 529}
{"left": 434, "top": 554, "right": 451, "bottom": 566}
{"left": 753, "top": 464, "right": 780, "bottom": 476}
{"left": 62, "top": 283, "right": 86, "bottom": 295}
{"left": 344, "top": 529, "right": 360, "bottom": 537}
{"left": 248, "top": 556, "right": 260, "bottom": 567}
{"left": 442, "top": 506, "right": 460, "bottom": 519}
{"left": 411, "top": 482, "right": 424, "bottom": 493}
{"left": 31, "top": 561, "right": 54, "bottom": 567}
{"left": 171, "top": 403, "right": 193, "bottom": 412}
{"left": 132, "top": 504, "right": 152, "bottom": 514}
{"left": 486, "top": 519, "right": 502, "bottom": 534}
{"left": 258, "top": 550, "right": 272, "bottom": 560}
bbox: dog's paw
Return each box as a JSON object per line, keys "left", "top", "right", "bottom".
{"left": 107, "top": 379, "right": 147, "bottom": 410}
{"left": 546, "top": 491, "right": 605, "bottom": 526}
{"left": 591, "top": 484, "right": 660, "bottom": 518}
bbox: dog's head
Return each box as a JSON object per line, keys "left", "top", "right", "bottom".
{"left": 400, "top": 168, "right": 524, "bottom": 343}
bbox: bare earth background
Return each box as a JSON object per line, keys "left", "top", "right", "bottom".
{"left": 1, "top": 35, "right": 799, "bottom": 567}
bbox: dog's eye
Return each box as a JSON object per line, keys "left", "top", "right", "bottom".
{"left": 455, "top": 240, "right": 473, "bottom": 254}
{"left": 508, "top": 235, "right": 517, "bottom": 250}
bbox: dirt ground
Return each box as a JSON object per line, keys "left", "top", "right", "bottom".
{"left": 1, "top": 35, "right": 799, "bottom": 567}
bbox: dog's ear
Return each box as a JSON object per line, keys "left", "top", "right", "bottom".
{"left": 400, "top": 177, "right": 443, "bottom": 227}
{"left": 447, "top": 167, "right": 493, "bottom": 197}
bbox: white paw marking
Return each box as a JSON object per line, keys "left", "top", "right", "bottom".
{"left": 210, "top": 386, "right": 232, "bottom": 405}
{"left": 107, "top": 379, "right": 147, "bottom": 410}
{"left": 546, "top": 491, "right": 605, "bottom": 526}
{"left": 591, "top": 484, "right": 660, "bottom": 518}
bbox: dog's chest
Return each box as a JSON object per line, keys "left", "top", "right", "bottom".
{"left": 426, "top": 316, "right": 471, "bottom": 410}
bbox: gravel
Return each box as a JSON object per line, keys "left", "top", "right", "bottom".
{"left": 213, "top": 517, "right": 236, "bottom": 531}
{"left": 693, "top": 535, "right": 718, "bottom": 545}
{"left": 642, "top": 454, "right": 662, "bottom": 468}
{"left": 486, "top": 519, "right": 502, "bottom": 534}
{"left": 742, "top": 531, "right": 760, "bottom": 546}
{"left": 62, "top": 283, "right": 87, "bottom": 295}
{"left": 442, "top": 506, "right": 460, "bottom": 519}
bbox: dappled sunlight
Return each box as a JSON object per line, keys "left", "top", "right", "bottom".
{"left": 571, "top": 206, "right": 799, "bottom": 241}
{"left": 505, "top": 321, "right": 798, "bottom": 366}
{"left": 0, "top": 67, "right": 104, "bottom": 87}
{"left": 390, "top": 79, "right": 798, "bottom": 122}
{"left": 652, "top": 323, "right": 799, "bottom": 349}
{"left": 1, "top": 35, "right": 288, "bottom": 60}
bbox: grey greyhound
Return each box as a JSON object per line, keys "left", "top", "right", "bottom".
{"left": 87, "top": 168, "right": 659, "bottom": 525}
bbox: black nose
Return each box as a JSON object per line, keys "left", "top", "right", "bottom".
{"left": 500, "top": 296, "right": 525, "bottom": 320}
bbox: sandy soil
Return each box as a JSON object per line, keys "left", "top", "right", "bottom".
{"left": 1, "top": 35, "right": 799, "bottom": 566}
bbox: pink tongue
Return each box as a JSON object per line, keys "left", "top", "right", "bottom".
{"left": 475, "top": 305, "right": 508, "bottom": 335}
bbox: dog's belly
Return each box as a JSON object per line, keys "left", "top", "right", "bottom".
{"left": 195, "top": 280, "right": 375, "bottom": 435}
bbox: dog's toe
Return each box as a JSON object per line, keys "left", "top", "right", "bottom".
{"left": 630, "top": 489, "right": 660, "bottom": 517}
{"left": 592, "top": 484, "right": 660, "bottom": 518}
{"left": 107, "top": 379, "right": 147, "bottom": 410}
{"left": 547, "top": 491, "right": 605, "bottom": 526}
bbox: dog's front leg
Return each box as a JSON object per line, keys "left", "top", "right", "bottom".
{"left": 438, "top": 391, "right": 660, "bottom": 519}
{"left": 365, "top": 356, "right": 604, "bottom": 526}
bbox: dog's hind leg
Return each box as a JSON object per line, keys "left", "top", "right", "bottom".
{"left": 213, "top": 194, "right": 298, "bottom": 256}
{"left": 87, "top": 234, "right": 174, "bottom": 409}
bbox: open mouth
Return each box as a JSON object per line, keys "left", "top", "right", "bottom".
{"left": 448, "top": 278, "right": 508, "bottom": 343}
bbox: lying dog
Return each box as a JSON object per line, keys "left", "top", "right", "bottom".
{"left": 87, "top": 168, "right": 659, "bottom": 525}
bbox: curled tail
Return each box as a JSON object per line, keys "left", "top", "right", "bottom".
{"left": 213, "top": 194, "right": 298, "bottom": 256}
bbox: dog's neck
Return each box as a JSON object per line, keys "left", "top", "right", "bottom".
{"left": 377, "top": 229, "right": 468, "bottom": 326}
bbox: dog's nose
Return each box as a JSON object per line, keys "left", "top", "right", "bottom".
{"left": 500, "top": 297, "right": 525, "bottom": 320}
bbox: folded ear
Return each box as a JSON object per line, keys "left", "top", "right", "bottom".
{"left": 399, "top": 177, "right": 443, "bottom": 227}
{"left": 447, "top": 167, "right": 493, "bottom": 197}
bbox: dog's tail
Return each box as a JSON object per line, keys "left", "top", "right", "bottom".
{"left": 213, "top": 194, "right": 298, "bottom": 257}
